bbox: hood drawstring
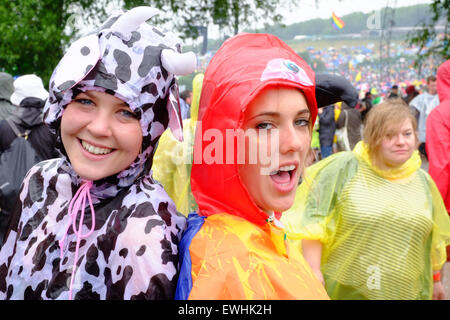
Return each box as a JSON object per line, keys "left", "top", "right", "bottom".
{"left": 59, "top": 180, "right": 96, "bottom": 300}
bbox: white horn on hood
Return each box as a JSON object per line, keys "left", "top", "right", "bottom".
{"left": 110, "top": 6, "right": 161, "bottom": 35}
{"left": 161, "top": 49, "right": 197, "bottom": 76}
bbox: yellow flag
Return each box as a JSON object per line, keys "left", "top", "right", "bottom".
{"left": 355, "top": 71, "right": 362, "bottom": 82}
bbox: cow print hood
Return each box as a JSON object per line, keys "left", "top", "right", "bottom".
{"left": 44, "top": 7, "right": 196, "bottom": 197}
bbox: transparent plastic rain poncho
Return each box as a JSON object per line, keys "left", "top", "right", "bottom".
{"left": 282, "top": 141, "right": 450, "bottom": 300}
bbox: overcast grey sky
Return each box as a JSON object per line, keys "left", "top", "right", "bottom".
{"left": 200, "top": 0, "right": 433, "bottom": 40}
{"left": 281, "top": 0, "right": 432, "bottom": 24}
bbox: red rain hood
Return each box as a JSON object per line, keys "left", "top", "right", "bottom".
{"left": 191, "top": 33, "right": 317, "bottom": 226}
{"left": 437, "top": 59, "right": 450, "bottom": 102}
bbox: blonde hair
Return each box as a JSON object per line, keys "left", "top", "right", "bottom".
{"left": 363, "top": 99, "right": 418, "bottom": 164}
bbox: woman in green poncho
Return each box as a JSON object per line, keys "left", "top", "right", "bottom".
{"left": 282, "top": 99, "right": 450, "bottom": 300}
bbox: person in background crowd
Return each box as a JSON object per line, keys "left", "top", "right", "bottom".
{"left": 371, "top": 87, "right": 382, "bottom": 105}
{"left": 410, "top": 75, "right": 439, "bottom": 160}
{"left": 283, "top": 100, "right": 450, "bottom": 300}
{"left": 359, "top": 91, "right": 373, "bottom": 123}
{"left": 0, "top": 74, "right": 55, "bottom": 160}
{"left": 336, "top": 101, "right": 362, "bottom": 150}
{"left": 318, "top": 104, "right": 335, "bottom": 158}
{"left": 179, "top": 89, "right": 192, "bottom": 120}
{"left": 0, "top": 72, "right": 16, "bottom": 121}
{"left": 388, "top": 84, "right": 400, "bottom": 99}
{"left": 0, "top": 7, "right": 194, "bottom": 300}
{"left": 403, "top": 85, "right": 419, "bottom": 105}
{"left": 426, "top": 59, "right": 450, "bottom": 262}
{"left": 0, "top": 75, "right": 56, "bottom": 241}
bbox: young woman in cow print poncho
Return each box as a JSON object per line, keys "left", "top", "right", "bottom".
{"left": 0, "top": 7, "right": 196, "bottom": 300}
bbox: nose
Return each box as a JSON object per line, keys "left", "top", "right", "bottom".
{"left": 86, "top": 110, "right": 112, "bottom": 137}
{"left": 394, "top": 133, "right": 406, "bottom": 145}
{"left": 279, "top": 124, "right": 304, "bottom": 154}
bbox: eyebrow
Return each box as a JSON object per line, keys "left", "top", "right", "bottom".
{"left": 249, "top": 109, "right": 310, "bottom": 121}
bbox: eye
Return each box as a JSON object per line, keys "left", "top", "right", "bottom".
{"left": 256, "top": 122, "right": 273, "bottom": 130}
{"left": 295, "top": 118, "right": 310, "bottom": 127}
{"left": 74, "top": 98, "right": 94, "bottom": 106}
{"left": 118, "top": 109, "right": 138, "bottom": 119}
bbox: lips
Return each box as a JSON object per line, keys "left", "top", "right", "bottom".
{"left": 78, "top": 138, "right": 116, "bottom": 160}
{"left": 393, "top": 149, "right": 409, "bottom": 154}
{"left": 269, "top": 163, "right": 298, "bottom": 193}
{"left": 81, "top": 139, "right": 113, "bottom": 155}
{"left": 270, "top": 165, "right": 295, "bottom": 184}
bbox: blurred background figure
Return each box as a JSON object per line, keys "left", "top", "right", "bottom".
{"left": 426, "top": 60, "right": 450, "bottom": 217}
{"left": 0, "top": 74, "right": 55, "bottom": 160}
{"left": 410, "top": 75, "right": 439, "bottom": 165}
{"left": 179, "top": 89, "right": 193, "bottom": 120}
{"left": 0, "top": 74, "right": 57, "bottom": 241}
{"left": 403, "top": 85, "right": 419, "bottom": 105}
{"left": 388, "top": 84, "right": 400, "bottom": 99}
{"left": 0, "top": 72, "right": 16, "bottom": 121}
{"left": 359, "top": 90, "right": 373, "bottom": 123}
{"left": 318, "top": 104, "right": 336, "bottom": 158}
{"left": 336, "top": 101, "right": 362, "bottom": 151}
{"left": 426, "top": 59, "right": 450, "bottom": 269}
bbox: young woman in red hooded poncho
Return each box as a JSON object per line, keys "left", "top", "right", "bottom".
{"left": 175, "top": 33, "right": 358, "bottom": 300}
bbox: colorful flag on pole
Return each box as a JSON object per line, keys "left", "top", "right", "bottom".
{"left": 331, "top": 12, "right": 345, "bottom": 30}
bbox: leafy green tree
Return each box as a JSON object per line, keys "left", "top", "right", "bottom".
{"left": 0, "top": 0, "right": 106, "bottom": 86}
{"left": 408, "top": 0, "right": 449, "bottom": 68}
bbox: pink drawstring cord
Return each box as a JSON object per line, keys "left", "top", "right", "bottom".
{"left": 59, "top": 180, "right": 96, "bottom": 300}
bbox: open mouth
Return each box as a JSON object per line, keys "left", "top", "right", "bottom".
{"left": 269, "top": 164, "right": 297, "bottom": 186}
{"left": 79, "top": 139, "right": 114, "bottom": 155}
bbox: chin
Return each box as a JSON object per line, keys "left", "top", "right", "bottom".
{"left": 268, "top": 198, "right": 295, "bottom": 213}
{"left": 73, "top": 166, "right": 109, "bottom": 181}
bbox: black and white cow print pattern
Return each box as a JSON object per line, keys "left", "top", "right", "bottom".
{"left": 0, "top": 159, "right": 185, "bottom": 299}
{"left": 0, "top": 9, "right": 187, "bottom": 299}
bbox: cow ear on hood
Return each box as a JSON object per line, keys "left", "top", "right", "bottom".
{"left": 160, "top": 50, "right": 197, "bottom": 142}
{"left": 167, "top": 81, "right": 184, "bottom": 142}
{"left": 315, "top": 73, "right": 358, "bottom": 108}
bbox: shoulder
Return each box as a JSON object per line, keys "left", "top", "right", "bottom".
{"left": 122, "top": 176, "right": 187, "bottom": 233}
{"left": 416, "top": 169, "right": 437, "bottom": 187}
{"left": 309, "top": 151, "right": 357, "bottom": 173}
{"left": 21, "top": 158, "right": 62, "bottom": 183}
{"left": 19, "top": 158, "right": 70, "bottom": 207}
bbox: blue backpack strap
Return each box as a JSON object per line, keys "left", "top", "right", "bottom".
{"left": 175, "top": 211, "right": 206, "bottom": 300}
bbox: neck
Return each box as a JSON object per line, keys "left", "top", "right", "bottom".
{"left": 375, "top": 159, "right": 402, "bottom": 172}
{"left": 264, "top": 210, "right": 275, "bottom": 222}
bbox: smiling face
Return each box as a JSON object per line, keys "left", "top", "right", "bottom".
{"left": 61, "top": 90, "right": 143, "bottom": 181}
{"left": 377, "top": 118, "right": 417, "bottom": 170}
{"left": 238, "top": 86, "right": 311, "bottom": 214}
